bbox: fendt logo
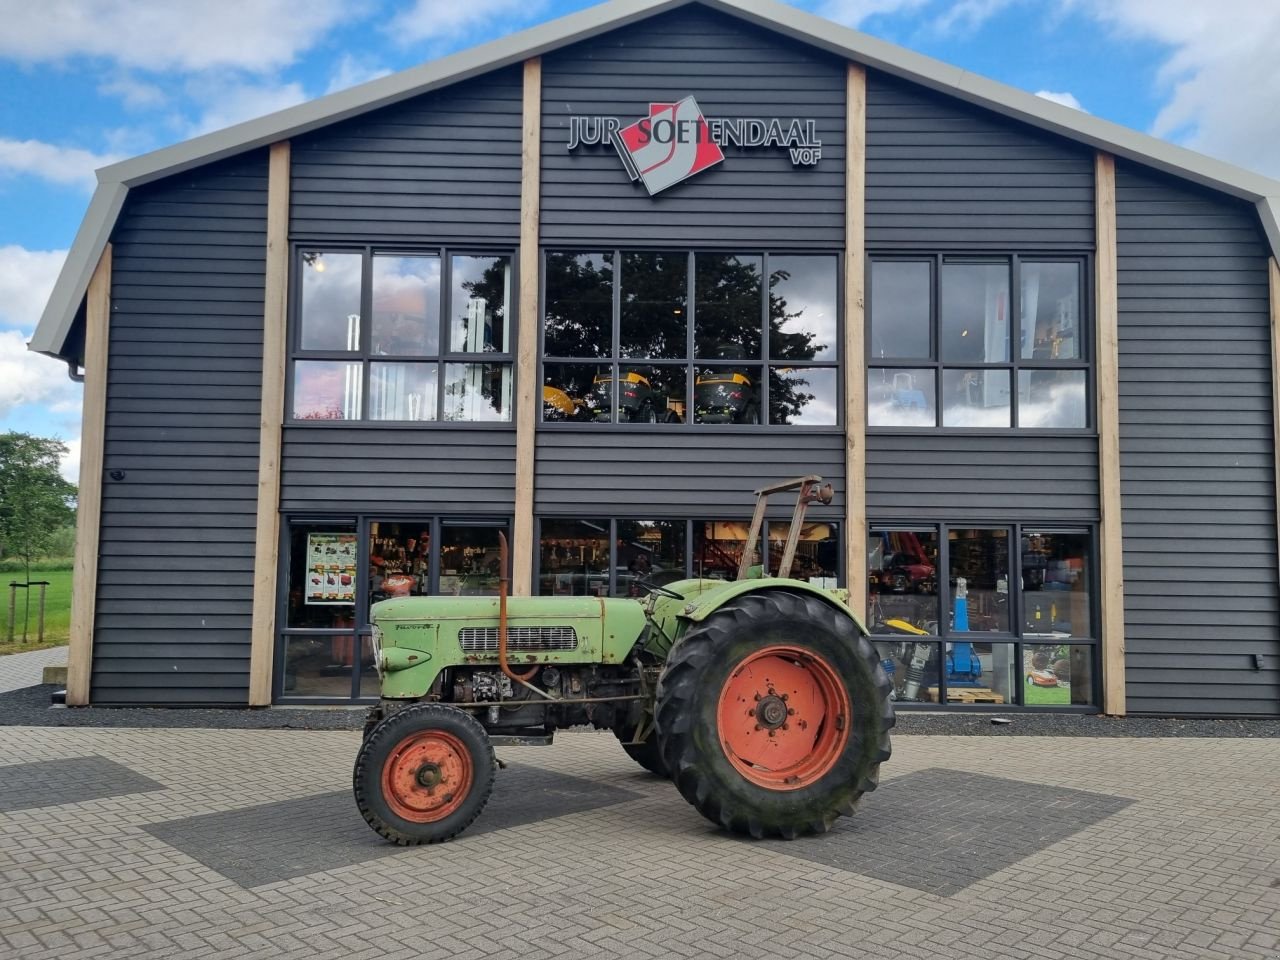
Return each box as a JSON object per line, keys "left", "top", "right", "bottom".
{"left": 566, "top": 96, "right": 822, "bottom": 196}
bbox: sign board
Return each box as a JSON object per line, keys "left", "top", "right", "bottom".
{"left": 567, "top": 95, "right": 822, "bottom": 195}
{"left": 305, "top": 533, "right": 357, "bottom": 605}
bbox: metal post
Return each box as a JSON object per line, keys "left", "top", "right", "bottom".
{"left": 6, "top": 583, "right": 15, "bottom": 644}
{"left": 35, "top": 582, "right": 49, "bottom": 643}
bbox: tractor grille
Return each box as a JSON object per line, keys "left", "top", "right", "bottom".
{"left": 457, "top": 626, "right": 579, "bottom": 652}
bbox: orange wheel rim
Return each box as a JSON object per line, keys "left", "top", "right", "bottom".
{"left": 716, "top": 644, "right": 851, "bottom": 791}
{"left": 381, "top": 730, "right": 474, "bottom": 822}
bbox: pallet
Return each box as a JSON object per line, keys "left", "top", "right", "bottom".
{"left": 945, "top": 687, "right": 1005, "bottom": 704}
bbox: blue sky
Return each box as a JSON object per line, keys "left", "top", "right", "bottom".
{"left": 2, "top": 0, "right": 1278, "bottom": 479}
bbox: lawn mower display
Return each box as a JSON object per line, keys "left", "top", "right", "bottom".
{"left": 353, "top": 476, "right": 894, "bottom": 845}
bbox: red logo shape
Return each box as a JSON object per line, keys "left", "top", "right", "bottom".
{"left": 614, "top": 97, "right": 724, "bottom": 195}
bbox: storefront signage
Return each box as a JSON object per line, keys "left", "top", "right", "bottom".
{"left": 566, "top": 96, "right": 822, "bottom": 195}
{"left": 305, "top": 533, "right": 357, "bottom": 605}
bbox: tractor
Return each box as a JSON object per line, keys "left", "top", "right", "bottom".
{"left": 354, "top": 476, "right": 894, "bottom": 845}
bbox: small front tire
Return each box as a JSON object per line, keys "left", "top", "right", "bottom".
{"left": 353, "top": 702, "right": 496, "bottom": 845}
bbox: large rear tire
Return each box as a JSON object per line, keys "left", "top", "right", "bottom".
{"left": 612, "top": 722, "right": 669, "bottom": 778}
{"left": 656, "top": 591, "right": 893, "bottom": 839}
{"left": 353, "top": 702, "right": 496, "bottom": 845}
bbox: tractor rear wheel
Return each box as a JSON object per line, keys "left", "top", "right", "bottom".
{"left": 612, "top": 723, "right": 669, "bottom": 778}
{"left": 353, "top": 702, "right": 496, "bottom": 845}
{"left": 656, "top": 591, "right": 893, "bottom": 839}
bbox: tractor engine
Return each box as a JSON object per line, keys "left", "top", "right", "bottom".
{"left": 447, "top": 662, "right": 648, "bottom": 733}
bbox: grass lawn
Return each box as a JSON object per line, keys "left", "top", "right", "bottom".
{"left": 0, "top": 566, "right": 71, "bottom": 656}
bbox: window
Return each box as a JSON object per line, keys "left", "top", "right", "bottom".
{"left": 868, "top": 256, "right": 1087, "bottom": 429}
{"left": 291, "top": 248, "right": 514, "bottom": 423}
{"left": 538, "top": 518, "right": 841, "bottom": 595}
{"left": 278, "top": 515, "right": 510, "bottom": 702}
{"left": 867, "top": 523, "right": 1095, "bottom": 708}
{"left": 542, "top": 251, "right": 839, "bottom": 427}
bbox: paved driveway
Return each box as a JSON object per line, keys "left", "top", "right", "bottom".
{"left": 0, "top": 722, "right": 1277, "bottom": 960}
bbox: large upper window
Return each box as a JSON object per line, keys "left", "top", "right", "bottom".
{"left": 291, "top": 248, "right": 513, "bottom": 423}
{"left": 542, "top": 251, "right": 839, "bottom": 427}
{"left": 867, "top": 256, "right": 1087, "bottom": 430}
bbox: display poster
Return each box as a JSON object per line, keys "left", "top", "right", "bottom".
{"left": 305, "top": 533, "right": 357, "bottom": 605}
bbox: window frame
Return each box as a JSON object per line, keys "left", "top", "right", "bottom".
{"left": 534, "top": 515, "right": 846, "bottom": 597}
{"left": 866, "top": 520, "right": 1100, "bottom": 710}
{"left": 866, "top": 253, "right": 1094, "bottom": 434}
{"left": 287, "top": 243, "right": 518, "bottom": 428}
{"left": 539, "top": 248, "right": 845, "bottom": 432}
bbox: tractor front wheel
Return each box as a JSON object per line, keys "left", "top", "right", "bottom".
{"left": 353, "top": 702, "right": 496, "bottom": 845}
{"left": 656, "top": 592, "right": 893, "bottom": 839}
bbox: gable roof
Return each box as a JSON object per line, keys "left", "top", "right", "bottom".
{"left": 29, "top": 0, "right": 1280, "bottom": 362}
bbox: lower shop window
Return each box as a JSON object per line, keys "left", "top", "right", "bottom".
{"left": 278, "top": 514, "right": 510, "bottom": 701}
{"left": 538, "top": 518, "right": 610, "bottom": 596}
{"left": 868, "top": 522, "right": 1096, "bottom": 708}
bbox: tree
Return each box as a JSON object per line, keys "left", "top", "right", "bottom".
{"left": 0, "top": 433, "right": 77, "bottom": 584}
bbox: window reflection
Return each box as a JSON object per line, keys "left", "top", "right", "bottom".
{"left": 770, "top": 366, "right": 837, "bottom": 425}
{"left": 694, "top": 520, "right": 754, "bottom": 580}
{"left": 617, "top": 520, "right": 686, "bottom": 596}
{"left": 766, "top": 521, "right": 839, "bottom": 583}
{"left": 867, "top": 529, "right": 939, "bottom": 632}
{"left": 539, "top": 519, "right": 610, "bottom": 596}
{"left": 439, "top": 526, "right": 505, "bottom": 596}
{"left": 1022, "top": 531, "right": 1090, "bottom": 638}
{"left": 948, "top": 528, "right": 1010, "bottom": 633}
{"left": 618, "top": 365, "right": 686, "bottom": 424}
{"left": 622, "top": 252, "right": 687, "bottom": 359}
{"left": 293, "top": 360, "right": 362, "bottom": 420}
{"left": 769, "top": 255, "right": 838, "bottom": 361}
{"left": 544, "top": 252, "right": 613, "bottom": 358}
{"left": 942, "top": 369, "right": 1010, "bottom": 428}
{"left": 870, "top": 261, "right": 930, "bottom": 360}
{"left": 695, "top": 365, "right": 761, "bottom": 424}
{"left": 695, "top": 254, "right": 761, "bottom": 360}
{"left": 442, "top": 363, "right": 512, "bottom": 422}
{"left": 1021, "top": 262, "right": 1081, "bottom": 360}
{"left": 372, "top": 255, "right": 438, "bottom": 356}
{"left": 300, "top": 251, "right": 362, "bottom": 351}
{"left": 941, "top": 262, "right": 1010, "bottom": 362}
{"left": 1018, "top": 370, "right": 1086, "bottom": 428}
{"left": 450, "top": 255, "right": 510, "bottom": 353}
{"left": 868, "top": 368, "right": 936, "bottom": 427}
{"left": 369, "top": 363, "right": 437, "bottom": 421}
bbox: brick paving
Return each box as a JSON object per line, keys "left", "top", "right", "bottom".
{"left": 0, "top": 724, "right": 1277, "bottom": 960}
{"left": 0, "top": 648, "right": 66, "bottom": 694}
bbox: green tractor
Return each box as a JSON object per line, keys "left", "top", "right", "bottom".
{"left": 354, "top": 476, "right": 894, "bottom": 845}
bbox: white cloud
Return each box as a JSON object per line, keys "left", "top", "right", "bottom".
{"left": 59, "top": 436, "right": 82, "bottom": 483}
{"left": 0, "top": 328, "right": 81, "bottom": 420}
{"left": 325, "top": 54, "right": 393, "bottom": 95}
{"left": 1069, "top": 0, "right": 1280, "bottom": 176}
{"left": 98, "top": 73, "right": 168, "bottom": 110}
{"left": 0, "top": 138, "right": 122, "bottom": 190}
{"left": 0, "top": 0, "right": 352, "bottom": 73}
{"left": 1035, "top": 90, "right": 1088, "bottom": 112}
{"left": 184, "top": 78, "right": 309, "bottom": 136}
{"left": 0, "top": 246, "right": 66, "bottom": 332}
{"left": 388, "top": 0, "right": 548, "bottom": 46}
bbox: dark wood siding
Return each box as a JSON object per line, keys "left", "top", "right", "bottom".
{"left": 540, "top": 7, "right": 845, "bottom": 247}
{"left": 1116, "top": 161, "right": 1280, "bottom": 716}
{"left": 290, "top": 67, "right": 522, "bottom": 243}
{"left": 95, "top": 151, "right": 268, "bottom": 705}
{"left": 280, "top": 427, "right": 515, "bottom": 514}
{"left": 535, "top": 432, "right": 844, "bottom": 517}
{"left": 865, "top": 71, "right": 1095, "bottom": 250}
{"left": 866, "top": 435, "right": 1099, "bottom": 523}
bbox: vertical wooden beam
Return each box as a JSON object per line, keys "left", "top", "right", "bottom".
{"left": 1095, "top": 152, "right": 1126, "bottom": 716}
{"left": 513, "top": 57, "right": 541, "bottom": 597}
{"left": 248, "top": 141, "right": 291, "bottom": 706}
{"left": 66, "top": 243, "right": 112, "bottom": 706}
{"left": 845, "top": 63, "right": 868, "bottom": 616}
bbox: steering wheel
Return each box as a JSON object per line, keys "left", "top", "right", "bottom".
{"left": 634, "top": 578, "right": 684, "bottom": 600}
